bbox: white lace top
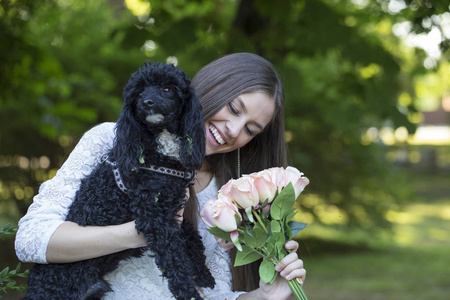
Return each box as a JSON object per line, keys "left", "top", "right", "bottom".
{"left": 15, "top": 122, "right": 245, "bottom": 300}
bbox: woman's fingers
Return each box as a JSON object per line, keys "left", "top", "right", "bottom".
{"left": 284, "top": 240, "right": 299, "bottom": 252}
{"left": 216, "top": 237, "right": 234, "bottom": 250}
{"left": 274, "top": 240, "right": 306, "bottom": 282}
{"left": 279, "top": 256, "right": 305, "bottom": 281}
{"left": 275, "top": 251, "right": 300, "bottom": 272}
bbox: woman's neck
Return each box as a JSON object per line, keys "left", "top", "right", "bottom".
{"left": 193, "top": 162, "right": 213, "bottom": 194}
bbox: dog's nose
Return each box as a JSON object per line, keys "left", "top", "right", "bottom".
{"left": 143, "top": 99, "right": 154, "bottom": 108}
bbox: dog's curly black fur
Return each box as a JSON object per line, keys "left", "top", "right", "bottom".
{"left": 23, "top": 62, "right": 215, "bottom": 300}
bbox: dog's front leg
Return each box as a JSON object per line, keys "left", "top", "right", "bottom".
{"left": 181, "top": 219, "right": 215, "bottom": 289}
{"left": 133, "top": 193, "right": 203, "bottom": 300}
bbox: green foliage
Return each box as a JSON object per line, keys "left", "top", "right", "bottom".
{"left": 0, "top": 263, "right": 28, "bottom": 296}
{"left": 207, "top": 182, "right": 309, "bottom": 298}
{"left": 209, "top": 185, "right": 307, "bottom": 270}
{"left": 0, "top": 224, "right": 17, "bottom": 236}
{"left": 270, "top": 184, "right": 292, "bottom": 220}
{"left": 1, "top": 0, "right": 446, "bottom": 241}
{"left": 259, "top": 259, "right": 276, "bottom": 284}
{"left": 233, "top": 245, "right": 262, "bottom": 267}
{"left": 0, "top": 224, "right": 28, "bottom": 296}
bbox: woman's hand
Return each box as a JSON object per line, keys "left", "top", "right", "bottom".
{"left": 237, "top": 240, "right": 306, "bottom": 300}
{"left": 216, "top": 237, "right": 235, "bottom": 251}
{"left": 258, "top": 240, "right": 306, "bottom": 300}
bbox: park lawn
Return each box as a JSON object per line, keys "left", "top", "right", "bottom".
{"left": 303, "top": 246, "right": 449, "bottom": 300}
{"left": 300, "top": 170, "right": 450, "bottom": 300}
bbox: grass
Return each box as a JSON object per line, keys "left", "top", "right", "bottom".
{"left": 303, "top": 246, "right": 449, "bottom": 300}
{"left": 299, "top": 170, "right": 450, "bottom": 300}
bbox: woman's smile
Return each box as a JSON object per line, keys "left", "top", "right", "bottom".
{"left": 208, "top": 123, "right": 226, "bottom": 145}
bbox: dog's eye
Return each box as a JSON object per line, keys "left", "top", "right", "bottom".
{"left": 163, "top": 87, "right": 172, "bottom": 93}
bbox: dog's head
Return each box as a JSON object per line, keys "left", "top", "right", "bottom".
{"left": 123, "top": 62, "right": 189, "bottom": 132}
{"left": 114, "top": 62, "right": 205, "bottom": 177}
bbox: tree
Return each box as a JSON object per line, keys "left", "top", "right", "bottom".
{"left": 1, "top": 0, "right": 447, "bottom": 242}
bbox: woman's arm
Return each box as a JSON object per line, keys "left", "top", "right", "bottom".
{"left": 14, "top": 123, "right": 145, "bottom": 263}
{"left": 46, "top": 221, "right": 146, "bottom": 263}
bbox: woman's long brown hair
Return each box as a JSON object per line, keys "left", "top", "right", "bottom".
{"left": 185, "top": 53, "right": 288, "bottom": 292}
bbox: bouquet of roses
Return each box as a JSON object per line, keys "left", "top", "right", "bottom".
{"left": 200, "top": 166, "right": 309, "bottom": 300}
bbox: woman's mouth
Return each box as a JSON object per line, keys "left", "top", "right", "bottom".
{"left": 209, "top": 124, "right": 225, "bottom": 145}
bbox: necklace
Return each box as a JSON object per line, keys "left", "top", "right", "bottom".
{"left": 194, "top": 168, "right": 213, "bottom": 194}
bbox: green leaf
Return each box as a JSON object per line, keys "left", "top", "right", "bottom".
{"left": 275, "top": 241, "right": 286, "bottom": 258}
{"left": 139, "top": 146, "right": 145, "bottom": 164}
{"left": 266, "top": 243, "right": 276, "bottom": 257}
{"left": 267, "top": 231, "right": 285, "bottom": 247}
{"left": 270, "top": 183, "right": 296, "bottom": 220}
{"left": 0, "top": 223, "right": 17, "bottom": 236}
{"left": 6, "top": 280, "right": 17, "bottom": 288}
{"left": 243, "top": 227, "right": 266, "bottom": 248}
{"left": 234, "top": 245, "right": 263, "bottom": 267}
{"left": 284, "top": 208, "right": 297, "bottom": 223}
{"left": 15, "top": 263, "right": 21, "bottom": 274}
{"left": 0, "top": 267, "right": 9, "bottom": 279}
{"left": 259, "top": 259, "right": 277, "bottom": 284}
{"left": 260, "top": 198, "right": 269, "bottom": 208}
{"left": 207, "top": 227, "right": 231, "bottom": 242}
{"left": 286, "top": 222, "right": 294, "bottom": 240}
{"left": 289, "top": 221, "right": 307, "bottom": 238}
{"left": 270, "top": 220, "right": 281, "bottom": 233}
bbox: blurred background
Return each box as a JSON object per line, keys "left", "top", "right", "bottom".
{"left": 1, "top": 0, "right": 449, "bottom": 299}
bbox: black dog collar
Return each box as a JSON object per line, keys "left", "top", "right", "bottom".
{"left": 102, "top": 155, "right": 197, "bottom": 195}
{"left": 139, "top": 165, "right": 197, "bottom": 185}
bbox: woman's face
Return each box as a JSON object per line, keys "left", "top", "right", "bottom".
{"left": 204, "top": 91, "right": 276, "bottom": 156}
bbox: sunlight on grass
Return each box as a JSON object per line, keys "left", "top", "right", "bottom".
{"left": 386, "top": 210, "right": 421, "bottom": 224}
{"left": 438, "top": 206, "right": 450, "bottom": 220}
{"left": 301, "top": 171, "right": 450, "bottom": 300}
{"left": 386, "top": 202, "right": 450, "bottom": 247}
{"left": 297, "top": 193, "right": 348, "bottom": 225}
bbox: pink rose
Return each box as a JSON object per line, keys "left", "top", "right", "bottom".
{"left": 218, "top": 179, "right": 233, "bottom": 197}
{"left": 200, "top": 195, "right": 242, "bottom": 232}
{"left": 248, "top": 170, "right": 278, "bottom": 204}
{"left": 200, "top": 200, "right": 216, "bottom": 228}
{"left": 267, "top": 167, "right": 286, "bottom": 193}
{"left": 284, "top": 166, "right": 310, "bottom": 199}
{"left": 229, "top": 176, "right": 260, "bottom": 209}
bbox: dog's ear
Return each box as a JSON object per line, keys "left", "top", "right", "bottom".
{"left": 112, "top": 83, "right": 143, "bottom": 179}
{"left": 178, "top": 86, "right": 205, "bottom": 170}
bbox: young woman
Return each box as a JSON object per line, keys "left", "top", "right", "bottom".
{"left": 15, "top": 53, "right": 306, "bottom": 299}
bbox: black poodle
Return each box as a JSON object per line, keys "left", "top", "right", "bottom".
{"left": 23, "top": 62, "right": 215, "bottom": 300}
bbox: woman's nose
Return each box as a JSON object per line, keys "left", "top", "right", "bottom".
{"left": 226, "top": 120, "right": 243, "bottom": 138}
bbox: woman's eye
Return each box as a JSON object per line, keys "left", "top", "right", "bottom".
{"left": 245, "top": 125, "right": 255, "bottom": 137}
{"left": 228, "top": 103, "right": 239, "bottom": 116}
